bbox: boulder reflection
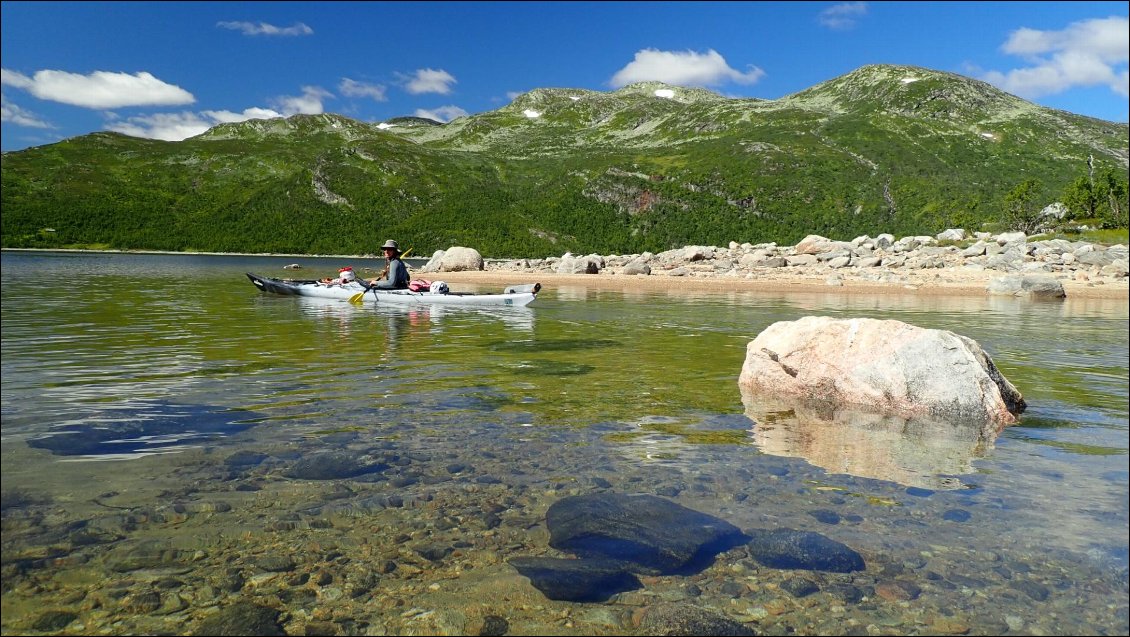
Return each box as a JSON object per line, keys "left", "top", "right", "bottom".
{"left": 741, "top": 389, "right": 1004, "bottom": 490}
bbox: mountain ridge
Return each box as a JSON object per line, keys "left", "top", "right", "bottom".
{"left": 2, "top": 64, "right": 1126, "bottom": 257}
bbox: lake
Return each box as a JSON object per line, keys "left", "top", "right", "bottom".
{"left": 1, "top": 250, "right": 1127, "bottom": 635}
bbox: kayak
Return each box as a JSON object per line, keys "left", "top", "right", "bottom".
{"left": 246, "top": 273, "right": 541, "bottom": 307}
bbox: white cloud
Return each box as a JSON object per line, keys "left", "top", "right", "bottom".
{"left": 1, "top": 93, "right": 53, "bottom": 128}
{"left": 983, "top": 16, "right": 1129, "bottom": 99}
{"left": 610, "top": 49, "right": 764, "bottom": 88}
{"left": 105, "top": 112, "right": 214, "bottom": 141}
{"left": 818, "top": 2, "right": 868, "bottom": 30}
{"left": 270, "top": 85, "right": 332, "bottom": 115}
{"left": 339, "top": 78, "right": 387, "bottom": 101}
{"left": 414, "top": 105, "right": 467, "bottom": 122}
{"left": 1002, "top": 17, "right": 1127, "bottom": 62}
{"left": 401, "top": 68, "right": 457, "bottom": 95}
{"left": 0, "top": 69, "right": 194, "bottom": 109}
{"left": 217, "top": 21, "right": 313, "bottom": 36}
{"left": 106, "top": 106, "right": 284, "bottom": 141}
{"left": 1, "top": 69, "right": 33, "bottom": 90}
{"left": 201, "top": 107, "right": 283, "bottom": 123}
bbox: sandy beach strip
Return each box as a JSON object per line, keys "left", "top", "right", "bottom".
{"left": 428, "top": 268, "right": 1128, "bottom": 300}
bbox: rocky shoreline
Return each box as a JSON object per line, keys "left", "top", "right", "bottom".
{"left": 421, "top": 232, "right": 1129, "bottom": 300}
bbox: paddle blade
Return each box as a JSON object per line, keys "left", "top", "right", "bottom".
{"left": 349, "top": 291, "right": 365, "bottom": 304}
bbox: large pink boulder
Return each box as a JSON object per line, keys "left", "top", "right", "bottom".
{"left": 738, "top": 317, "right": 1025, "bottom": 428}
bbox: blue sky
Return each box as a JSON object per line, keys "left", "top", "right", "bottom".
{"left": 2, "top": 1, "right": 1127, "bottom": 152}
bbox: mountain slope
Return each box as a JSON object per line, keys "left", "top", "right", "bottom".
{"left": 2, "top": 64, "right": 1126, "bottom": 257}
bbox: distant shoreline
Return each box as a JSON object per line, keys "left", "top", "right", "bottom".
{"left": 6, "top": 246, "right": 1126, "bottom": 300}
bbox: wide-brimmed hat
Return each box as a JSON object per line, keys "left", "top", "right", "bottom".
{"left": 380, "top": 239, "right": 400, "bottom": 251}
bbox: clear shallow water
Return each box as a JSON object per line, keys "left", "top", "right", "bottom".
{"left": 1, "top": 251, "right": 1127, "bottom": 635}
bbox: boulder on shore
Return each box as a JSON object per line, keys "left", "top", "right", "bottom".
{"left": 738, "top": 316, "right": 1025, "bottom": 429}
{"left": 435, "top": 246, "right": 484, "bottom": 272}
{"left": 987, "top": 274, "right": 1066, "bottom": 299}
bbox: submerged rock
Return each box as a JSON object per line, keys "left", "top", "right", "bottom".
{"left": 511, "top": 493, "right": 753, "bottom": 601}
{"left": 283, "top": 451, "right": 389, "bottom": 480}
{"left": 192, "top": 601, "right": 286, "bottom": 636}
{"left": 638, "top": 602, "right": 757, "bottom": 636}
{"left": 508, "top": 556, "right": 642, "bottom": 602}
{"left": 746, "top": 528, "right": 866, "bottom": 573}
{"left": 545, "top": 493, "right": 748, "bottom": 575}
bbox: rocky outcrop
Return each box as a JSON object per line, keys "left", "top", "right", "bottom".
{"left": 738, "top": 316, "right": 1025, "bottom": 428}
{"left": 484, "top": 232, "right": 1129, "bottom": 291}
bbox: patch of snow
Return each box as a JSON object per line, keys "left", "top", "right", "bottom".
{"left": 900, "top": 77, "right": 919, "bottom": 84}
{"left": 654, "top": 89, "right": 676, "bottom": 99}
{"left": 523, "top": 109, "right": 541, "bottom": 118}
{"left": 569, "top": 96, "right": 580, "bottom": 101}
{"left": 377, "top": 122, "right": 395, "bottom": 129}
{"left": 980, "top": 132, "right": 995, "bottom": 139}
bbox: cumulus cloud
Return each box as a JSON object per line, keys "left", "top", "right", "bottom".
{"left": 817, "top": 2, "right": 868, "bottom": 30}
{"left": 610, "top": 49, "right": 764, "bottom": 88}
{"left": 0, "top": 69, "right": 194, "bottom": 108}
{"left": 339, "top": 78, "right": 387, "bottom": 101}
{"left": 982, "top": 16, "right": 1129, "bottom": 98}
{"left": 217, "top": 21, "right": 313, "bottom": 36}
{"left": 202, "top": 107, "right": 283, "bottom": 123}
{"left": 414, "top": 105, "right": 467, "bottom": 123}
{"left": 106, "top": 112, "right": 215, "bottom": 141}
{"left": 401, "top": 68, "right": 457, "bottom": 95}
{"left": 270, "top": 85, "right": 332, "bottom": 115}
{"left": 1, "top": 93, "right": 53, "bottom": 128}
{"left": 106, "top": 106, "right": 283, "bottom": 141}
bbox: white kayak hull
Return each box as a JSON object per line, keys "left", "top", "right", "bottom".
{"left": 246, "top": 273, "right": 539, "bottom": 307}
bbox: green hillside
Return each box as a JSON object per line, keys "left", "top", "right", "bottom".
{"left": 2, "top": 64, "right": 1126, "bottom": 257}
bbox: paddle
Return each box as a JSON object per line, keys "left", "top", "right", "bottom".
{"left": 349, "top": 247, "right": 413, "bottom": 304}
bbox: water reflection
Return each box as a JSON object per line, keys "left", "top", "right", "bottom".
{"left": 741, "top": 391, "right": 1002, "bottom": 490}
